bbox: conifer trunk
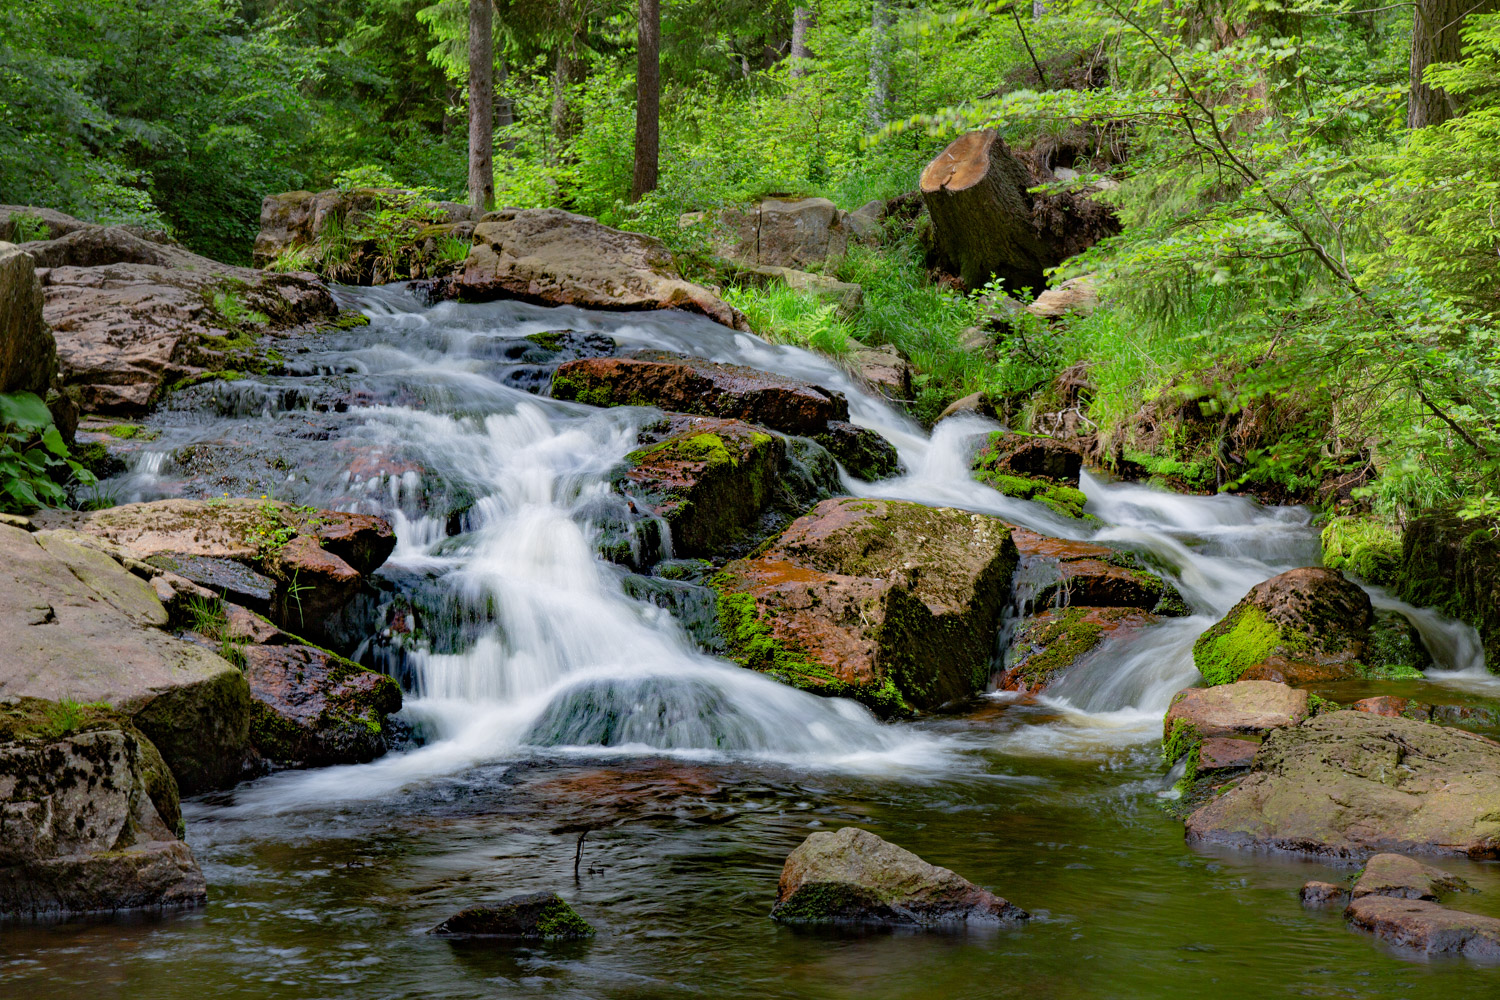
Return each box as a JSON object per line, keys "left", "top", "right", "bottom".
{"left": 868, "top": 0, "right": 891, "bottom": 129}
{"left": 919, "top": 129, "right": 1054, "bottom": 293}
{"left": 1409, "top": 0, "right": 1496, "bottom": 128}
{"left": 791, "top": 7, "right": 814, "bottom": 78}
{"left": 467, "top": 0, "right": 494, "bottom": 212}
{"left": 630, "top": 0, "right": 660, "bottom": 201}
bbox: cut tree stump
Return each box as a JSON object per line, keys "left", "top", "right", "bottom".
{"left": 919, "top": 129, "right": 1055, "bottom": 293}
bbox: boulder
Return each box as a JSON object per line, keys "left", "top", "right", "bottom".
{"left": 0, "top": 242, "right": 55, "bottom": 396}
{"left": 1196, "top": 736, "right": 1258, "bottom": 771}
{"left": 0, "top": 523, "right": 251, "bottom": 793}
{"left": 771, "top": 826, "right": 1028, "bottom": 927}
{"left": 31, "top": 500, "right": 395, "bottom": 653}
{"left": 1351, "top": 853, "right": 1471, "bottom": 901}
{"left": 25, "top": 223, "right": 338, "bottom": 414}
{"left": 551, "top": 354, "right": 900, "bottom": 481}
{"left": 432, "top": 891, "right": 594, "bottom": 939}
{"left": 0, "top": 206, "right": 94, "bottom": 242}
{"left": 1028, "top": 275, "right": 1099, "bottom": 320}
{"left": 936, "top": 392, "right": 999, "bottom": 423}
{"left": 1191, "top": 567, "right": 1375, "bottom": 686}
{"left": 845, "top": 342, "right": 913, "bottom": 402}
{"left": 712, "top": 497, "right": 1017, "bottom": 716}
{"left": 718, "top": 197, "right": 856, "bottom": 270}
{"left": 998, "top": 605, "right": 1156, "bottom": 694}
{"left": 1344, "top": 896, "right": 1500, "bottom": 958}
{"left": 456, "top": 208, "right": 747, "bottom": 330}
{"left": 1300, "top": 881, "right": 1347, "bottom": 908}
{"left": 972, "top": 432, "right": 1090, "bottom": 519}
{"left": 1163, "top": 681, "right": 1310, "bottom": 743}
{"left": 1011, "top": 529, "right": 1188, "bottom": 616}
{"left": 0, "top": 699, "right": 205, "bottom": 917}
{"left": 621, "top": 417, "right": 783, "bottom": 558}
{"left": 1397, "top": 510, "right": 1500, "bottom": 670}
{"left": 240, "top": 640, "right": 402, "bottom": 767}
{"left": 1184, "top": 711, "right": 1500, "bottom": 857}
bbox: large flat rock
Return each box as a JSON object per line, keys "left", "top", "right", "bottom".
{"left": 1185, "top": 711, "right": 1500, "bottom": 858}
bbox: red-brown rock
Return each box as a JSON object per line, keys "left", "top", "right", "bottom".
{"left": 1163, "top": 680, "right": 1310, "bottom": 740}
{"left": 241, "top": 642, "right": 401, "bottom": 767}
{"left": 997, "top": 605, "right": 1156, "bottom": 694}
{"left": 1352, "top": 695, "right": 1411, "bottom": 718}
{"left": 1300, "top": 881, "right": 1347, "bottom": 908}
{"left": 1345, "top": 896, "right": 1500, "bottom": 958}
{"left": 1012, "top": 529, "right": 1187, "bottom": 615}
{"left": 1197, "top": 736, "right": 1259, "bottom": 771}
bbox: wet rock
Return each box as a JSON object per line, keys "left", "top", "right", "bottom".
{"left": 998, "top": 606, "right": 1156, "bottom": 694}
{"left": 1300, "top": 881, "right": 1348, "bottom": 907}
{"left": 713, "top": 497, "right": 1017, "bottom": 716}
{"left": 845, "top": 342, "right": 913, "bottom": 402}
{"left": 1351, "top": 695, "right": 1414, "bottom": 718}
{"left": 936, "top": 392, "right": 999, "bottom": 423}
{"left": 1163, "top": 680, "right": 1309, "bottom": 748}
{"left": 552, "top": 355, "right": 847, "bottom": 436}
{"left": 312, "top": 512, "right": 397, "bottom": 576}
{"left": 1352, "top": 853, "right": 1471, "bottom": 901}
{"left": 1191, "top": 567, "right": 1375, "bottom": 686}
{"left": 1365, "top": 609, "right": 1432, "bottom": 674}
{"left": 1397, "top": 510, "right": 1500, "bottom": 667}
{"left": 26, "top": 222, "right": 338, "bottom": 414}
{"left": 812, "top": 420, "right": 901, "bottom": 482}
{"left": 433, "top": 891, "right": 594, "bottom": 939}
{"left": 1012, "top": 529, "right": 1188, "bottom": 616}
{"left": 718, "top": 197, "right": 856, "bottom": 270}
{"left": 1344, "top": 896, "right": 1500, "bottom": 958}
{"left": 971, "top": 432, "right": 1090, "bottom": 519}
{"left": 1, "top": 241, "right": 55, "bottom": 397}
{"left": 1185, "top": 711, "right": 1500, "bottom": 857}
{"left": 455, "top": 208, "right": 746, "bottom": 330}
{"left": 621, "top": 573, "right": 725, "bottom": 655}
{"left": 772, "top": 826, "right": 1028, "bottom": 927}
{"left": 1196, "top": 736, "right": 1259, "bottom": 772}
{"left": 241, "top": 642, "right": 402, "bottom": 767}
{"left": 0, "top": 702, "right": 205, "bottom": 917}
{"left": 0, "top": 523, "right": 251, "bottom": 793}
{"left": 622, "top": 417, "right": 783, "bottom": 558}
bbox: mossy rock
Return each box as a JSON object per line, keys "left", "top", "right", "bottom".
{"left": 433, "top": 891, "right": 594, "bottom": 940}
{"left": 973, "top": 468, "right": 1091, "bottom": 520}
{"left": 1321, "top": 515, "right": 1401, "bottom": 587}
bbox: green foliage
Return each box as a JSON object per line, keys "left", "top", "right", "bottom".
{"left": 0, "top": 392, "right": 96, "bottom": 513}
{"left": 9, "top": 212, "right": 48, "bottom": 243}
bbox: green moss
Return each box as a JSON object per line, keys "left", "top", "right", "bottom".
{"left": 550, "top": 372, "right": 622, "bottom": 408}
{"left": 1161, "top": 717, "right": 1202, "bottom": 794}
{"left": 535, "top": 898, "right": 595, "bottom": 939}
{"left": 330, "top": 311, "right": 371, "bottom": 329}
{"left": 170, "top": 370, "right": 242, "bottom": 392}
{"left": 772, "top": 882, "right": 883, "bottom": 923}
{"left": 1191, "top": 603, "right": 1285, "bottom": 686}
{"left": 0, "top": 696, "right": 125, "bottom": 744}
{"left": 524, "top": 331, "right": 565, "bottom": 351}
{"left": 103, "top": 423, "right": 156, "bottom": 440}
{"left": 1306, "top": 693, "right": 1343, "bottom": 715}
{"left": 1321, "top": 515, "right": 1402, "bottom": 586}
{"left": 971, "top": 468, "right": 1090, "bottom": 519}
{"left": 1008, "top": 606, "right": 1106, "bottom": 685}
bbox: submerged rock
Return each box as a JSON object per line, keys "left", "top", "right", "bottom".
{"left": 1191, "top": 567, "right": 1378, "bottom": 685}
{"left": 621, "top": 417, "right": 783, "bottom": 558}
{"left": 1300, "top": 881, "right": 1348, "bottom": 908}
{"left": 772, "top": 826, "right": 1028, "bottom": 927}
{"left": 712, "top": 497, "right": 1017, "bottom": 716}
{"left": 998, "top": 605, "right": 1156, "bottom": 694}
{"left": 1344, "top": 896, "right": 1500, "bottom": 959}
{"left": 432, "top": 891, "right": 594, "bottom": 939}
{"left": 0, "top": 523, "right": 251, "bottom": 793}
{"left": 455, "top": 208, "right": 746, "bottom": 330}
{"left": 0, "top": 700, "right": 205, "bottom": 917}
{"left": 1184, "top": 711, "right": 1500, "bottom": 857}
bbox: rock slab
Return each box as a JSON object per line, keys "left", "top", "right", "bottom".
{"left": 772, "top": 826, "right": 1028, "bottom": 927}
{"left": 0, "top": 241, "right": 55, "bottom": 396}
{"left": 432, "top": 891, "right": 594, "bottom": 939}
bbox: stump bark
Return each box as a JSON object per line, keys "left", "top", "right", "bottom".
{"left": 920, "top": 129, "right": 1054, "bottom": 293}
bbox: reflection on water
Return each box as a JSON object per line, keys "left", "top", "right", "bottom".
{"left": 7, "top": 285, "right": 1496, "bottom": 997}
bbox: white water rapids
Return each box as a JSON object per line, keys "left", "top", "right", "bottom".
{"left": 119, "top": 285, "right": 1492, "bottom": 808}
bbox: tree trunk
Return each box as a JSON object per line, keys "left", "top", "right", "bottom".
{"left": 552, "top": 41, "right": 587, "bottom": 152}
{"left": 791, "top": 7, "right": 814, "bottom": 78}
{"left": 1409, "top": 0, "right": 1496, "bottom": 128}
{"left": 467, "top": 0, "right": 494, "bottom": 213}
{"left": 868, "top": 0, "right": 891, "bottom": 129}
{"left": 497, "top": 55, "right": 516, "bottom": 152}
{"left": 919, "top": 129, "right": 1055, "bottom": 293}
{"left": 630, "top": 0, "right": 660, "bottom": 202}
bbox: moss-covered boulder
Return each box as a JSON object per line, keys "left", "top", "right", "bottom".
{"left": 998, "top": 606, "right": 1157, "bottom": 694}
{"left": 432, "top": 891, "right": 594, "bottom": 939}
{"left": 971, "top": 431, "right": 1091, "bottom": 519}
{"left": 1191, "top": 567, "right": 1381, "bottom": 686}
{"left": 712, "top": 497, "right": 1017, "bottom": 716}
{"left": 1321, "top": 515, "right": 1402, "bottom": 586}
{"left": 1397, "top": 510, "right": 1500, "bottom": 671}
{"left": 621, "top": 417, "right": 783, "bottom": 558}
{"left": 0, "top": 523, "right": 251, "bottom": 793}
{"left": 0, "top": 700, "right": 205, "bottom": 917}
{"left": 1184, "top": 711, "right": 1500, "bottom": 858}
{"left": 771, "top": 826, "right": 1028, "bottom": 927}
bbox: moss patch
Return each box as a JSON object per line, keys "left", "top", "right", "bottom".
{"left": 1007, "top": 606, "right": 1106, "bottom": 686}
{"left": 1321, "top": 515, "right": 1401, "bottom": 586}
{"left": 972, "top": 467, "right": 1090, "bottom": 520}
{"left": 1192, "top": 603, "right": 1287, "bottom": 686}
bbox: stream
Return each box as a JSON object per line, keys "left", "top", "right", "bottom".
{"left": 4, "top": 286, "right": 1499, "bottom": 997}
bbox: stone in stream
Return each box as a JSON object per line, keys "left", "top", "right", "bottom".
{"left": 772, "top": 826, "right": 1029, "bottom": 927}
{"left": 0, "top": 698, "right": 205, "bottom": 917}
{"left": 1396, "top": 509, "right": 1500, "bottom": 667}
{"left": 1343, "top": 896, "right": 1500, "bottom": 958}
{"left": 1299, "top": 881, "right": 1348, "bottom": 908}
{"left": 712, "top": 497, "right": 1017, "bottom": 717}
{"left": 1164, "top": 681, "right": 1310, "bottom": 742}
{"left": 432, "top": 892, "right": 594, "bottom": 939}
{"left": 997, "top": 606, "right": 1157, "bottom": 695}
{"left": 10, "top": 211, "right": 339, "bottom": 415}
{"left": 844, "top": 342, "right": 914, "bottom": 402}
{"left": 1191, "top": 567, "right": 1390, "bottom": 686}
{"left": 971, "top": 431, "right": 1090, "bottom": 520}
{"left": 1185, "top": 711, "right": 1500, "bottom": 857}
{"left": 454, "top": 207, "right": 747, "bottom": 331}
{"left": 1011, "top": 528, "right": 1189, "bottom": 616}
{"left": 550, "top": 353, "right": 901, "bottom": 481}
{"left": 0, "top": 522, "right": 252, "bottom": 793}
{"left": 1351, "top": 853, "right": 1472, "bottom": 901}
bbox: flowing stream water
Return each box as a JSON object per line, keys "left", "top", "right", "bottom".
{"left": 4, "top": 286, "right": 1499, "bottom": 997}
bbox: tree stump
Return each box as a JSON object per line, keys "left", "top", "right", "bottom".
{"left": 919, "top": 129, "right": 1054, "bottom": 293}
